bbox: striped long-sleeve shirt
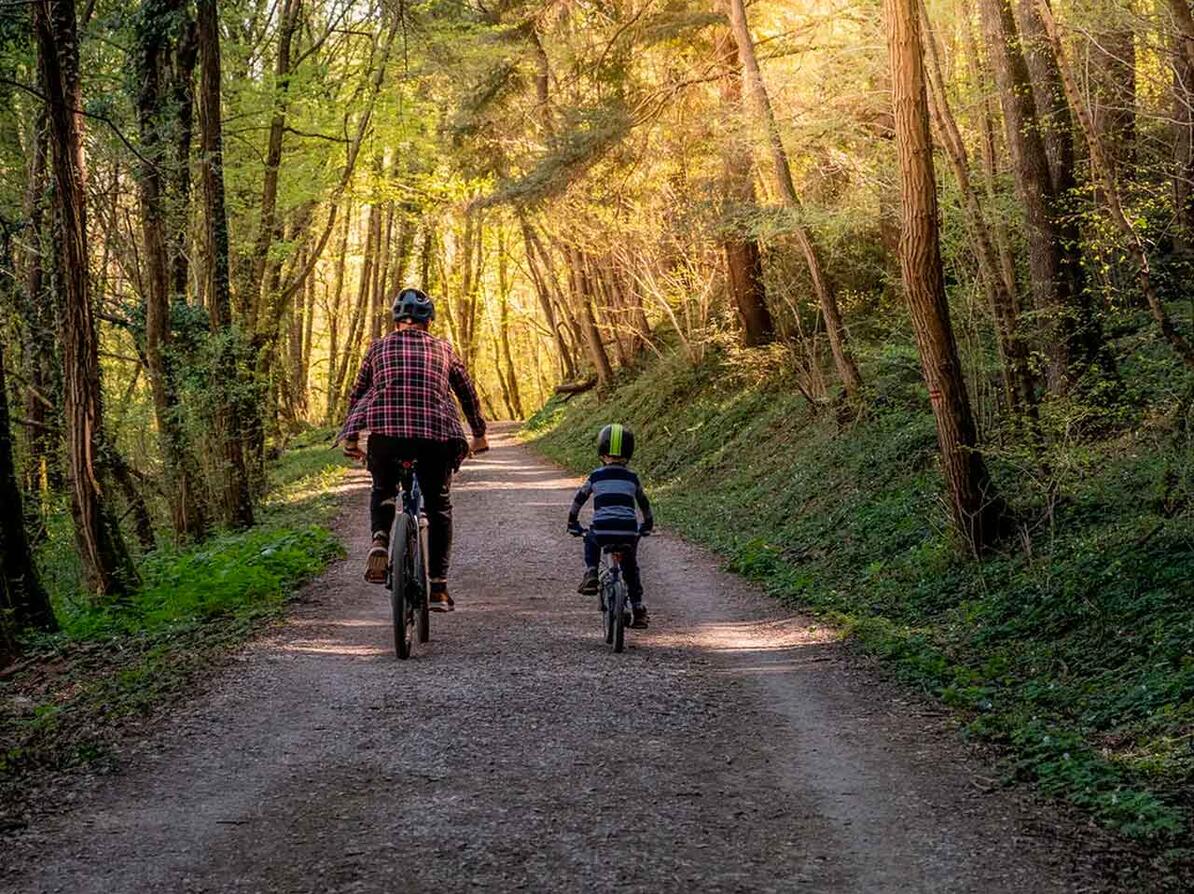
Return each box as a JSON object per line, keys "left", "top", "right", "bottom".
{"left": 568, "top": 463, "right": 654, "bottom": 538}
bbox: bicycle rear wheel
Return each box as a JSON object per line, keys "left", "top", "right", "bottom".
{"left": 390, "top": 514, "right": 416, "bottom": 660}
{"left": 611, "top": 580, "right": 627, "bottom": 653}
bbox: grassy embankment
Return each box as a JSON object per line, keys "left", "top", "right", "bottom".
{"left": 525, "top": 344, "right": 1193, "bottom": 849}
{"left": 0, "top": 430, "right": 351, "bottom": 821}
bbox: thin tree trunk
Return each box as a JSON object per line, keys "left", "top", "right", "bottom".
{"left": 324, "top": 203, "right": 352, "bottom": 423}
{"left": 107, "top": 448, "right": 157, "bottom": 553}
{"left": 959, "top": 0, "right": 1019, "bottom": 299}
{"left": 135, "top": 0, "right": 209, "bottom": 540}
{"left": 19, "top": 112, "right": 61, "bottom": 495}
{"left": 567, "top": 247, "right": 614, "bottom": 386}
{"left": 724, "top": 0, "right": 861, "bottom": 395}
{"left": 34, "top": 0, "right": 137, "bottom": 596}
{"left": 243, "top": 0, "right": 300, "bottom": 328}
{"left": 717, "top": 28, "right": 774, "bottom": 347}
{"left": 497, "top": 245, "right": 524, "bottom": 418}
{"left": 198, "top": 0, "right": 254, "bottom": 528}
{"left": 886, "top": 0, "right": 1006, "bottom": 553}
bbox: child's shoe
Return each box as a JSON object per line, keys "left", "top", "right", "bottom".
{"left": 631, "top": 605, "right": 649, "bottom": 628}
{"left": 577, "top": 567, "right": 599, "bottom": 595}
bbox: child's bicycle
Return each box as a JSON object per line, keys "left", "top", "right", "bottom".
{"left": 387, "top": 459, "right": 430, "bottom": 660}
{"left": 571, "top": 527, "right": 648, "bottom": 654}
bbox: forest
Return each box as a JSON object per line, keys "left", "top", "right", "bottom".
{"left": 1, "top": 0, "right": 1192, "bottom": 860}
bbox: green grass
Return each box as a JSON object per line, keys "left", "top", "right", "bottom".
{"left": 1, "top": 430, "right": 351, "bottom": 806}
{"left": 526, "top": 346, "right": 1194, "bottom": 847}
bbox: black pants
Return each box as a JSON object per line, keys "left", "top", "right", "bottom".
{"left": 584, "top": 531, "right": 643, "bottom": 604}
{"left": 367, "top": 436, "right": 454, "bottom": 580}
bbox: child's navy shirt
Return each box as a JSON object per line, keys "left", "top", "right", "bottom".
{"left": 568, "top": 464, "right": 654, "bottom": 538}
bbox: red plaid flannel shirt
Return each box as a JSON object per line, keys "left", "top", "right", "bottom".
{"left": 339, "top": 329, "right": 486, "bottom": 449}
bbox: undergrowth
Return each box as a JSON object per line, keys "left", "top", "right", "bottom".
{"left": 0, "top": 429, "right": 350, "bottom": 817}
{"left": 525, "top": 345, "right": 1194, "bottom": 850}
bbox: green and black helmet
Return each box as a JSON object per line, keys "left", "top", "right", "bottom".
{"left": 597, "top": 423, "right": 635, "bottom": 461}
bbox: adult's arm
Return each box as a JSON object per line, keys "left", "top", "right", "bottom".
{"left": 567, "top": 477, "right": 593, "bottom": 527}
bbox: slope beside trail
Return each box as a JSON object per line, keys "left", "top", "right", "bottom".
{"left": 1, "top": 425, "right": 1135, "bottom": 892}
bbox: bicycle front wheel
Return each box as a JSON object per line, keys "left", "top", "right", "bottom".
{"left": 390, "top": 514, "right": 416, "bottom": 660}
{"left": 415, "top": 522, "right": 430, "bottom": 644}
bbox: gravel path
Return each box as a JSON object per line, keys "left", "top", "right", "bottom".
{"left": 1, "top": 426, "right": 1135, "bottom": 892}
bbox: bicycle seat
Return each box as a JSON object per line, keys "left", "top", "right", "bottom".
{"left": 601, "top": 541, "right": 636, "bottom": 553}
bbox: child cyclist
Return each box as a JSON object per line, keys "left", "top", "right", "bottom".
{"left": 566, "top": 423, "right": 654, "bottom": 628}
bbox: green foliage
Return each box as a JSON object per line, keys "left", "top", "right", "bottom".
{"left": 56, "top": 526, "right": 341, "bottom": 641}
{"left": 1, "top": 435, "right": 351, "bottom": 801}
{"left": 526, "top": 347, "right": 1194, "bottom": 845}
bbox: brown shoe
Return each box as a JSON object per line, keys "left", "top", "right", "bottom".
{"left": 429, "top": 580, "right": 454, "bottom": 612}
{"left": 364, "top": 532, "right": 389, "bottom": 584}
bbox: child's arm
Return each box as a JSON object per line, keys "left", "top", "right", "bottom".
{"left": 567, "top": 477, "right": 593, "bottom": 532}
{"left": 635, "top": 477, "right": 654, "bottom": 533}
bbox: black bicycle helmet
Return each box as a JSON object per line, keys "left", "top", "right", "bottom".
{"left": 597, "top": 423, "right": 635, "bottom": 460}
{"left": 392, "top": 287, "right": 435, "bottom": 324}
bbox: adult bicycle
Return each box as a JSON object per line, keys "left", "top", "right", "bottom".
{"left": 386, "top": 459, "right": 430, "bottom": 660}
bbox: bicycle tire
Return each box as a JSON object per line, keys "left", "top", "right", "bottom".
{"left": 603, "top": 581, "right": 615, "bottom": 645}
{"left": 415, "top": 522, "right": 430, "bottom": 644}
{"left": 612, "top": 580, "right": 626, "bottom": 653}
{"left": 391, "top": 514, "right": 416, "bottom": 660}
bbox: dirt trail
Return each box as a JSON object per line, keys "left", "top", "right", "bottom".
{"left": 2, "top": 426, "right": 1133, "bottom": 892}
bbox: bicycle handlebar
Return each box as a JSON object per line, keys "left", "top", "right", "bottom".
{"left": 568, "top": 526, "right": 652, "bottom": 537}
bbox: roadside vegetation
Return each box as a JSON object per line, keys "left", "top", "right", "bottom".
{"left": 527, "top": 342, "right": 1193, "bottom": 849}
{"left": 0, "top": 432, "right": 348, "bottom": 829}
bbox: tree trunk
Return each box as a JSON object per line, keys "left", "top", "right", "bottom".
{"left": 197, "top": 0, "right": 254, "bottom": 528}
{"left": 885, "top": 0, "right": 1006, "bottom": 553}
{"left": 242, "top": 0, "right": 300, "bottom": 328}
{"left": 724, "top": 0, "right": 861, "bottom": 396}
{"left": 0, "top": 339, "right": 57, "bottom": 643}
{"left": 717, "top": 28, "right": 774, "bottom": 347}
{"left": 568, "top": 248, "right": 614, "bottom": 386}
{"left": 34, "top": 0, "right": 137, "bottom": 597}
{"left": 1171, "top": 2, "right": 1194, "bottom": 251}
{"left": 19, "top": 112, "right": 62, "bottom": 495}
{"left": 978, "top": 0, "right": 1107, "bottom": 390}
{"left": 135, "top": 0, "right": 209, "bottom": 541}
{"left": 323, "top": 203, "right": 352, "bottom": 424}
{"left": 959, "top": 0, "right": 1020, "bottom": 301}
{"left": 497, "top": 246, "right": 525, "bottom": 418}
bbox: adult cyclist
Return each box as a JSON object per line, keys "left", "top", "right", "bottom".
{"left": 339, "top": 287, "right": 488, "bottom": 612}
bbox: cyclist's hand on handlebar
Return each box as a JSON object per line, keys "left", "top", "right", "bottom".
{"left": 638, "top": 524, "right": 654, "bottom": 537}
{"left": 567, "top": 522, "right": 585, "bottom": 537}
{"left": 342, "top": 438, "right": 364, "bottom": 461}
{"left": 469, "top": 434, "right": 490, "bottom": 456}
